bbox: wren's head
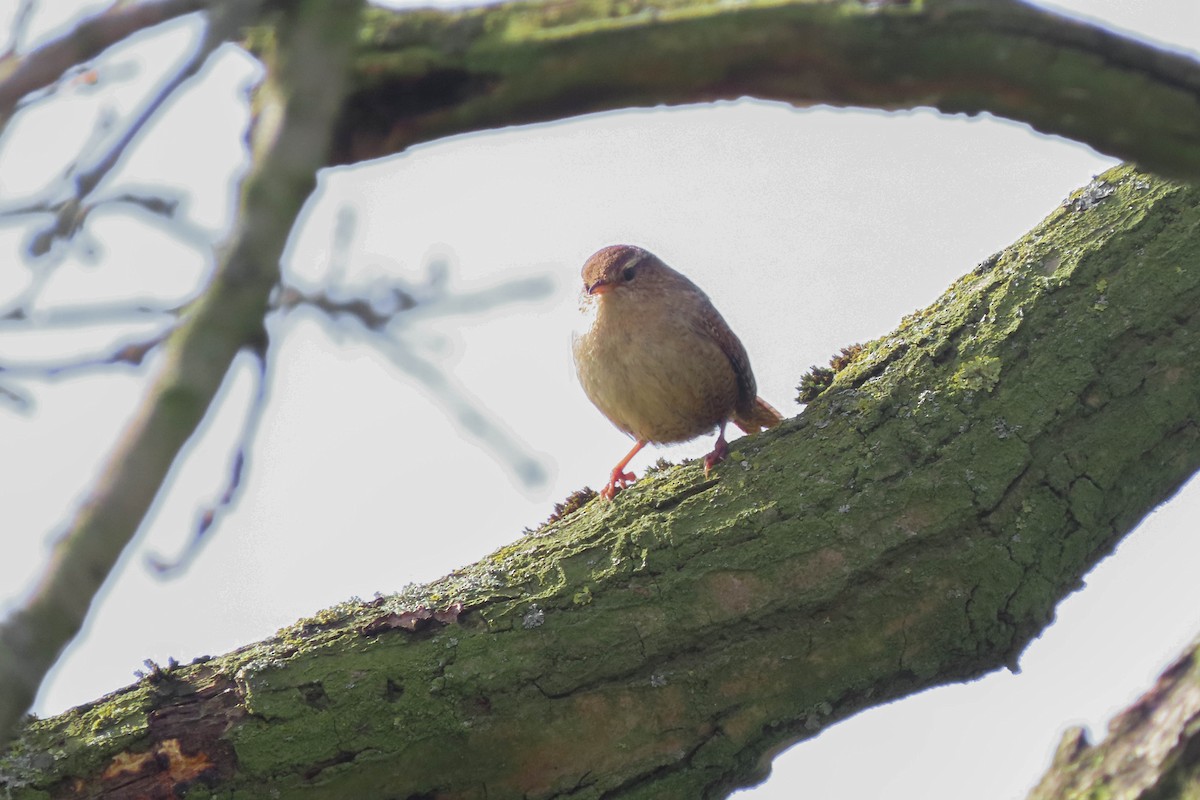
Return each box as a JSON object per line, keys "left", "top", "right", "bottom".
{"left": 580, "top": 244, "right": 661, "bottom": 298}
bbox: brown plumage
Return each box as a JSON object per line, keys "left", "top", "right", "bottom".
{"left": 573, "top": 244, "right": 783, "bottom": 499}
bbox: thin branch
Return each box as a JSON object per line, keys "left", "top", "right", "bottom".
{"left": 0, "top": 0, "right": 210, "bottom": 123}
{"left": 0, "top": 381, "right": 30, "bottom": 411}
{"left": 0, "top": 0, "right": 364, "bottom": 748}
{"left": 146, "top": 348, "right": 267, "bottom": 576}
{"left": 404, "top": 274, "right": 557, "bottom": 322}
{"left": 278, "top": 270, "right": 556, "bottom": 488}
{"left": 72, "top": 19, "right": 226, "bottom": 201}
{"left": 277, "top": 283, "right": 414, "bottom": 331}
{"left": 0, "top": 299, "right": 183, "bottom": 325}
{"left": 375, "top": 331, "right": 549, "bottom": 487}
{"left": 12, "top": 9, "right": 232, "bottom": 257}
{"left": 0, "top": 0, "right": 37, "bottom": 60}
{"left": 0, "top": 328, "right": 173, "bottom": 378}
{"left": 19, "top": 188, "right": 188, "bottom": 258}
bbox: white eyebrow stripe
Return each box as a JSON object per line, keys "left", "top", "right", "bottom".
{"left": 618, "top": 252, "right": 645, "bottom": 272}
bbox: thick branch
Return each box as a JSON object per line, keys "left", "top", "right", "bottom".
{"left": 0, "top": 0, "right": 362, "bottom": 748}
{"left": 1028, "top": 636, "right": 1200, "bottom": 800}
{"left": 3, "top": 165, "right": 1198, "bottom": 798}
{"left": 328, "top": 0, "right": 1200, "bottom": 182}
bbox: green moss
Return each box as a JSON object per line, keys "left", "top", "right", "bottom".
{"left": 951, "top": 355, "right": 1002, "bottom": 393}
{"left": 9, "top": 166, "right": 1200, "bottom": 799}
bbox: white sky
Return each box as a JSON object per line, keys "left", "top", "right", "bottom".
{"left": 0, "top": 1, "right": 1198, "bottom": 798}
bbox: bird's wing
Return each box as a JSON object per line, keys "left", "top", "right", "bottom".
{"left": 695, "top": 310, "right": 758, "bottom": 415}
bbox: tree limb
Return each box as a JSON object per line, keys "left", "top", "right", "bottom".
{"left": 0, "top": 0, "right": 363, "bottom": 749}
{"left": 328, "top": 0, "right": 1200, "bottom": 182}
{"left": 1028, "top": 635, "right": 1200, "bottom": 800}
{"left": 3, "top": 164, "right": 1197, "bottom": 798}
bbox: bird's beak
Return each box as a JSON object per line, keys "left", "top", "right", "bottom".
{"left": 587, "top": 280, "right": 613, "bottom": 295}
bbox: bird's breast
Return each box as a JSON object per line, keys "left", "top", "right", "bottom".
{"left": 574, "top": 301, "right": 740, "bottom": 444}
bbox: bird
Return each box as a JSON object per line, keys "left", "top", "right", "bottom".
{"left": 573, "top": 244, "right": 783, "bottom": 500}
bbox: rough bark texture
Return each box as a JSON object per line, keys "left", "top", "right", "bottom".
{"left": 329, "top": 0, "right": 1200, "bottom": 182}
{"left": 1028, "top": 637, "right": 1200, "bottom": 800}
{"left": 2, "top": 164, "right": 1198, "bottom": 798}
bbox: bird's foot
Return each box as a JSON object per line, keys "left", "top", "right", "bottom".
{"left": 703, "top": 435, "right": 729, "bottom": 476}
{"left": 601, "top": 468, "right": 637, "bottom": 500}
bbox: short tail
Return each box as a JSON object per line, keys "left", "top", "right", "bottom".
{"left": 733, "top": 396, "right": 784, "bottom": 434}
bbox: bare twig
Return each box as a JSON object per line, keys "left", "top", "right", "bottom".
{"left": 377, "top": 333, "right": 549, "bottom": 487}
{"left": 17, "top": 8, "right": 235, "bottom": 257}
{"left": 146, "top": 348, "right": 267, "bottom": 575}
{"left": 72, "top": 24, "right": 226, "bottom": 201}
{"left": 280, "top": 268, "right": 554, "bottom": 488}
{"left": 0, "top": 382, "right": 30, "bottom": 411}
{"left": 0, "top": 328, "right": 173, "bottom": 378}
{"left": 404, "top": 274, "right": 556, "bottom": 322}
{"left": 277, "top": 283, "right": 414, "bottom": 330}
{"left": 0, "top": 0, "right": 210, "bottom": 123}
{"left": 0, "top": 0, "right": 364, "bottom": 747}
{"left": 18, "top": 188, "right": 187, "bottom": 258}
{"left": 0, "top": 0, "right": 37, "bottom": 59}
{"left": 0, "top": 299, "right": 184, "bottom": 325}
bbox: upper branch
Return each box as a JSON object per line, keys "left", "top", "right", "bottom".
{"left": 330, "top": 0, "right": 1200, "bottom": 181}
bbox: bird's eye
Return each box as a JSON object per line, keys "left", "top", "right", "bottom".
{"left": 623, "top": 267, "right": 636, "bottom": 282}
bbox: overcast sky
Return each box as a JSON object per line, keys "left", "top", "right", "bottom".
{"left": 1, "top": 1, "right": 1198, "bottom": 798}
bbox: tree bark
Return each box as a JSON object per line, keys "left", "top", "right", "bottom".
{"left": 1027, "top": 636, "right": 1200, "bottom": 800}
{"left": 329, "top": 0, "right": 1200, "bottom": 182}
{"left": 2, "top": 164, "right": 1198, "bottom": 798}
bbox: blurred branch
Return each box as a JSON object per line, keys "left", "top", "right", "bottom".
{"left": 0, "top": 4, "right": 235, "bottom": 257}
{"left": 333, "top": 0, "right": 1200, "bottom": 182}
{"left": 277, "top": 283, "right": 414, "bottom": 331}
{"left": 0, "top": 0, "right": 36, "bottom": 59}
{"left": 279, "top": 269, "right": 555, "bottom": 487}
{"left": 0, "top": 299, "right": 183, "bottom": 324}
{"left": 0, "top": 382, "right": 29, "bottom": 410}
{"left": 407, "top": 274, "right": 556, "bottom": 321}
{"left": 68, "top": 17, "right": 224, "bottom": 203}
{"left": 0, "top": 329, "right": 172, "bottom": 378}
{"left": 146, "top": 349, "right": 267, "bottom": 576}
{"left": 0, "top": 0, "right": 211, "bottom": 123}
{"left": 0, "top": 0, "right": 364, "bottom": 747}
{"left": 374, "top": 331, "right": 549, "bottom": 487}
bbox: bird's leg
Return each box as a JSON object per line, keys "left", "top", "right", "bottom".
{"left": 703, "top": 421, "right": 729, "bottom": 476}
{"left": 602, "top": 440, "right": 646, "bottom": 499}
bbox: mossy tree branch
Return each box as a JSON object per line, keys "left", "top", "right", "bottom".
{"left": 3, "top": 0, "right": 1200, "bottom": 796}
{"left": 3, "top": 165, "right": 1198, "bottom": 798}
{"left": 1028, "top": 634, "right": 1200, "bottom": 800}
{"left": 331, "top": 0, "right": 1200, "bottom": 181}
